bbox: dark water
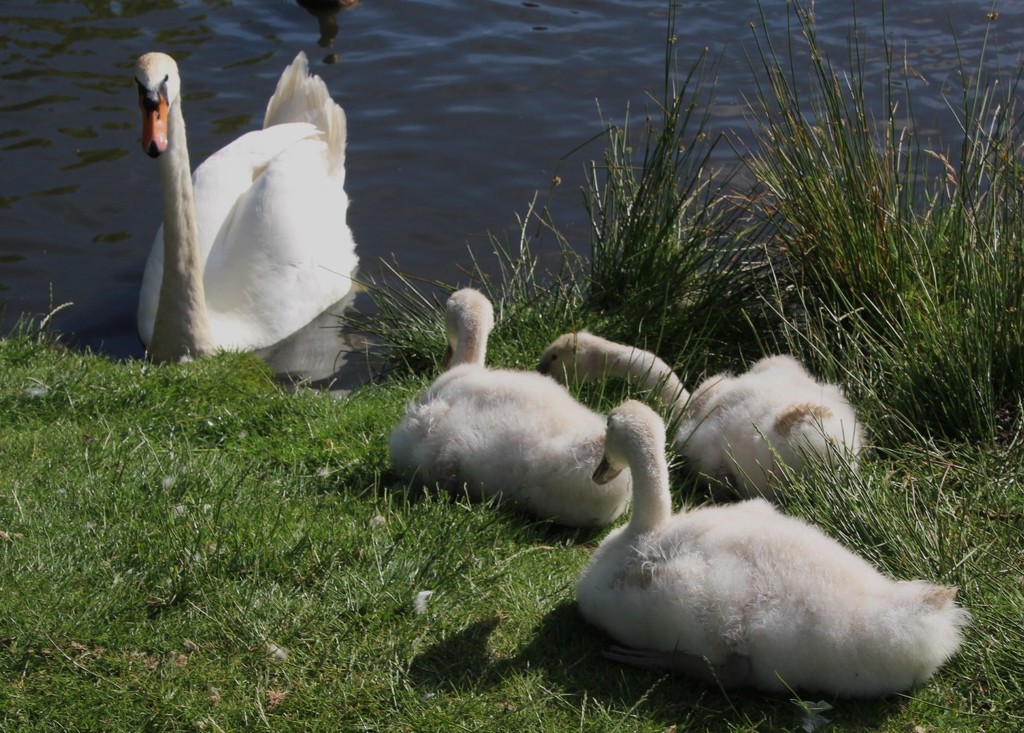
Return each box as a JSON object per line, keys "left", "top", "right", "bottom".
{"left": 1, "top": 0, "right": 1022, "bottom": 384}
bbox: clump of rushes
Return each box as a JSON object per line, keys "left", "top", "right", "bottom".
{"left": 351, "top": 205, "right": 588, "bottom": 379}
{"left": 743, "top": 3, "right": 1024, "bottom": 444}
{"left": 581, "top": 42, "right": 769, "bottom": 378}
{"left": 352, "top": 261, "right": 454, "bottom": 378}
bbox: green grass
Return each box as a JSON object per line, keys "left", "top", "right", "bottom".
{"left": 2, "top": 326, "right": 1020, "bottom": 731}
{"left": 4, "top": 3, "right": 1024, "bottom": 730}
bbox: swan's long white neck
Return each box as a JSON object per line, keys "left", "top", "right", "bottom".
{"left": 624, "top": 424, "right": 673, "bottom": 534}
{"left": 148, "top": 99, "right": 215, "bottom": 362}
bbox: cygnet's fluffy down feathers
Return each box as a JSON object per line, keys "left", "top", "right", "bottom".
{"left": 390, "top": 365, "right": 627, "bottom": 525}
{"left": 539, "top": 332, "right": 864, "bottom": 501}
{"left": 576, "top": 401, "right": 968, "bottom": 698}
{"left": 679, "top": 354, "right": 864, "bottom": 499}
{"left": 389, "top": 290, "right": 631, "bottom": 527}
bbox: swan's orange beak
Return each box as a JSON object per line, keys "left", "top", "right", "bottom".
{"left": 140, "top": 94, "right": 168, "bottom": 158}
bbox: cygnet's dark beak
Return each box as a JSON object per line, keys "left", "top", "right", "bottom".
{"left": 593, "top": 456, "right": 623, "bottom": 484}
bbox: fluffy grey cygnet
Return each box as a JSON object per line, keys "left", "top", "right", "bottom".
{"left": 389, "top": 290, "right": 631, "bottom": 527}
{"left": 576, "top": 400, "right": 968, "bottom": 697}
{"left": 678, "top": 353, "right": 864, "bottom": 499}
{"left": 539, "top": 332, "right": 864, "bottom": 500}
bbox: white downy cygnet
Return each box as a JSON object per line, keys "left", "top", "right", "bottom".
{"left": 679, "top": 354, "right": 864, "bottom": 499}
{"left": 576, "top": 400, "right": 969, "bottom": 697}
{"left": 538, "top": 332, "right": 864, "bottom": 500}
{"left": 389, "top": 290, "right": 632, "bottom": 527}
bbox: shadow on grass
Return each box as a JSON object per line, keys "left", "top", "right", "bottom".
{"left": 408, "top": 616, "right": 502, "bottom": 688}
{"left": 408, "top": 601, "right": 904, "bottom": 729}
{"left": 388, "top": 478, "right": 618, "bottom": 546}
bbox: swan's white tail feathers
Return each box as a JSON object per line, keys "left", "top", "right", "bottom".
{"left": 263, "top": 52, "right": 347, "bottom": 171}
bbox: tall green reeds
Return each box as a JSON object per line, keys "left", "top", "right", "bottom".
{"left": 360, "top": 2, "right": 1022, "bottom": 449}
{"left": 581, "top": 43, "right": 768, "bottom": 376}
{"left": 743, "top": 5, "right": 1024, "bottom": 444}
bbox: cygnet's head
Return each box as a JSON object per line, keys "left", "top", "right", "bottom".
{"left": 537, "top": 331, "right": 603, "bottom": 383}
{"left": 594, "top": 399, "right": 666, "bottom": 484}
{"left": 444, "top": 288, "right": 495, "bottom": 368}
{"left": 135, "top": 52, "right": 182, "bottom": 158}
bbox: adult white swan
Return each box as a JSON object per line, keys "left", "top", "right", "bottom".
{"left": 134, "top": 51, "right": 358, "bottom": 362}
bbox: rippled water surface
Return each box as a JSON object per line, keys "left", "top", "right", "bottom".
{"left": 1, "top": 0, "right": 1022, "bottom": 379}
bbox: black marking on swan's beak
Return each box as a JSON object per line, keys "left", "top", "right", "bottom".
{"left": 137, "top": 81, "right": 162, "bottom": 112}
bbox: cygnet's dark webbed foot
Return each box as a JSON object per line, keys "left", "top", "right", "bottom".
{"left": 603, "top": 645, "right": 753, "bottom": 689}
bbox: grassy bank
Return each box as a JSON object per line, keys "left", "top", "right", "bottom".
{"left": 3, "top": 5, "right": 1024, "bottom": 731}
{"left": 2, "top": 329, "right": 1020, "bottom": 732}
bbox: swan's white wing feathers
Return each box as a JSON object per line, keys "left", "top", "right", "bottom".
{"left": 263, "top": 52, "right": 347, "bottom": 175}
{"left": 202, "top": 131, "right": 357, "bottom": 348}
{"left": 191, "top": 123, "right": 322, "bottom": 263}
{"left": 137, "top": 122, "right": 322, "bottom": 346}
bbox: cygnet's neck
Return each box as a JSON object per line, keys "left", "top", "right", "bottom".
{"left": 597, "top": 340, "right": 690, "bottom": 420}
{"left": 449, "top": 309, "right": 491, "bottom": 367}
{"left": 624, "top": 425, "right": 673, "bottom": 534}
{"left": 451, "top": 328, "right": 487, "bottom": 367}
{"left": 147, "top": 99, "right": 215, "bottom": 362}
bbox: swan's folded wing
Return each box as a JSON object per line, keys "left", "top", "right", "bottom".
{"left": 199, "top": 125, "right": 358, "bottom": 349}
{"left": 263, "top": 51, "right": 347, "bottom": 174}
{"left": 189, "top": 123, "right": 321, "bottom": 266}
{"left": 137, "top": 123, "right": 324, "bottom": 347}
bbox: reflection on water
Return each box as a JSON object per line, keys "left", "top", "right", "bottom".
{"left": 255, "top": 289, "right": 382, "bottom": 396}
{"left": 1, "top": 0, "right": 1023, "bottom": 389}
{"left": 296, "top": 0, "right": 360, "bottom": 64}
